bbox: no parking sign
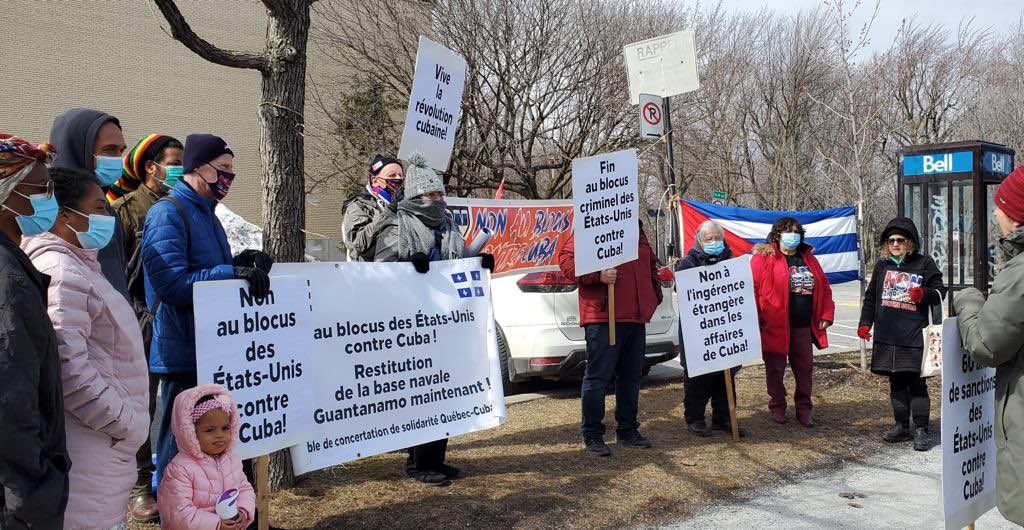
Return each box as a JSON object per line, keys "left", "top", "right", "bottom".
{"left": 639, "top": 93, "right": 664, "bottom": 139}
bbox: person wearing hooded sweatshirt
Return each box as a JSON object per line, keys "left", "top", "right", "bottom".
{"left": 858, "top": 217, "right": 944, "bottom": 451}
{"left": 342, "top": 154, "right": 404, "bottom": 261}
{"left": 22, "top": 167, "right": 149, "bottom": 530}
{"left": 0, "top": 134, "right": 69, "bottom": 530}
{"left": 48, "top": 108, "right": 130, "bottom": 303}
{"left": 954, "top": 165, "right": 1024, "bottom": 526}
{"left": 750, "top": 217, "right": 834, "bottom": 428}
{"left": 157, "top": 384, "right": 256, "bottom": 530}
{"left": 374, "top": 153, "right": 471, "bottom": 486}
{"left": 110, "top": 134, "right": 183, "bottom": 522}
{"left": 677, "top": 220, "right": 746, "bottom": 438}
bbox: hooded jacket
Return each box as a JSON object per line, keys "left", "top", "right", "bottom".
{"left": 48, "top": 108, "right": 130, "bottom": 302}
{"left": 954, "top": 226, "right": 1024, "bottom": 525}
{"left": 750, "top": 242, "right": 835, "bottom": 355}
{"left": 142, "top": 181, "right": 235, "bottom": 373}
{"left": 157, "top": 384, "right": 256, "bottom": 530}
{"left": 21, "top": 233, "right": 148, "bottom": 530}
{"left": 558, "top": 230, "right": 662, "bottom": 326}
{"left": 0, "top": 233, "right": 69, "bottom": 530}
{"left": 859, "top": 217, "right": 945, "bottom": 373}
{"left": 676, "top": 237, "right": 734, "bottom": 369}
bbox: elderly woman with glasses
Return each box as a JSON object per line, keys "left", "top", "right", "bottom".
{"left": 858, "top": 217, "right": 945, "bottom": 451}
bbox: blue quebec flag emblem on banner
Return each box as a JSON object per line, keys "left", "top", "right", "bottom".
{"left": 452, "top": 270, "right": 486, "bottom": 298}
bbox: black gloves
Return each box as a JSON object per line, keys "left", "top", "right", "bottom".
{"left": 234, "top": 266, "right": 270, "bottom": 298}
{"left": 233, "top": 249, "right": 274, "bottom": 273}
{"left": 409, "top": 253, "right": 431, "bottom": 273}
{"left": 480, "top": 253, "right": 495, "bottom": 272}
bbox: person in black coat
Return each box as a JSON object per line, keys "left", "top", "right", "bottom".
{"left": 858, "top": 217, "right": 944, "bottom": 450}
{"left": 677, "top": 220, "right": 746, "bottom": 437}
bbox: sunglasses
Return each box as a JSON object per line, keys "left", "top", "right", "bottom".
{"left": 888, "top": 237, "right": 907, "bottom": 245}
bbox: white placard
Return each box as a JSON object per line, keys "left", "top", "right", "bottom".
{"left": 639, "top": 93, "right": 665, "bottom": 139}
{"left": 941, "top": 318, "right": 998, "bottom": 530}
{"left": 283, "top": 259, "right": 506, "bottom": 474}
{"left": 570, "top": 149, "right": 640, "bottom": 275}
{"left": 623, "top": 30, "right": 700, "bottom": 105}
{"left": 194, "top": 277, "right": 316, "bottom": 460}
{"left": 675, "top": 255, "right": 762, "bottom": 377}
{"left": 398, "top": 36, "right": 467, "bottom": 170}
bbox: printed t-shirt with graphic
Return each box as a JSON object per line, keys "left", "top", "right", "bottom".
{"left": 786, "top": 253, "right": 814, "bottom": 327}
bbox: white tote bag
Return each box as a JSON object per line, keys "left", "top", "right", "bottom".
{"left": 920, "top": 304, "right": 943, "bottom": 378}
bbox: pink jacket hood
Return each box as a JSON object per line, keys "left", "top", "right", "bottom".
{"left": 171, "top": 384, "right": 241, "bottom": 459}
{"left": 21, "top": 231, "right": 100, "bottom": 269}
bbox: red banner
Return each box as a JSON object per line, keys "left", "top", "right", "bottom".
{"left": 447, "top": 198, "right": 573, "bottom": 277}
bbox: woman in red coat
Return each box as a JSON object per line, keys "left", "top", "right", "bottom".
{"left": 750, "top": 217, "right": 834, "bottom": 427}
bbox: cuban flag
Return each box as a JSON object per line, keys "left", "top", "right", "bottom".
{"left": 680, "top": 200, "right": 860, "bottom": 284}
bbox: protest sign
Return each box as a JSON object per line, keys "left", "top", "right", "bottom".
{"left": 277, "top": 259, "right": 506, "bottom": 474}
{"left": 398, "top": 36, "right": 467, "bottom": 170}
{"left": 675, "top": 254, "right": 761, "bottom": 378}
{"left": 570, "top": 149, "right": 640, "bottom": 276}
{"left": 941, "top": 318, "right": 998, "bottom": 530}
{"left": 447, "top": 198, "right": 573, "bottom": 277}
{"left": 194, "top": 277, "right": 316, "bottom": 460}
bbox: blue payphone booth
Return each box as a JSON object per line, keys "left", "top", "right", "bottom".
{"left": 898, "top": 141, "right": 1015, "bottom": 308}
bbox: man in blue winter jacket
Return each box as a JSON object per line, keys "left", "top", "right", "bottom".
{"left": 141, "top": 133, "right": 273, "bottom": 489}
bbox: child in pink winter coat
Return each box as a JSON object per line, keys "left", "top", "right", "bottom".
{"left": 157, "top": 384, "right": 255, "bottom": 529}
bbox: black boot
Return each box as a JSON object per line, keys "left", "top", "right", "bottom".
{"left": 883, "top": 423, "right": 911, "bottom": 442}
{"left": 687, "top": 421, "right": 712, "bottom": 437}
{"left": 584, "top": 436, "right": 611, "bottom": 456}
{"left": 913, "top": 427, "right": 930, "bottom": 451}
{"left": 711, "top": 422, "right": 748, "bottom": 438}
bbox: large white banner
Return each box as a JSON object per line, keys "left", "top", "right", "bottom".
{"left": 675, "top": 255, "right": 761, "bottom": 377}
{"left": 194, "top": 277, "right": 317, "bottom": 460}
{"left": 570, "top": 149, "right": 640, "bottom": 275}
{"left": 941, "top": 318, "right": 998, "bottom": 530}
{"left": 398, "top": 36, "right": 467, "bottom": 170}
{"left": 272, "top": 260, "right": 506, "bottom": 475}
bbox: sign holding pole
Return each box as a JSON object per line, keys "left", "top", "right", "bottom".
{"left": 398, "top": 36, "right": 467, "bottom": 170}
{"left": 571, "top": 149, "right": 640, "bottom": 345}
{"left": 639, "top": 93, "right": 665, "bottom": 139}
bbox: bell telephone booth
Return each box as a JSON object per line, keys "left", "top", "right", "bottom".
{"left": 897, "top": 141, "right": 1015, "bottom": 309}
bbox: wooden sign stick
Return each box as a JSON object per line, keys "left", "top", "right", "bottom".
{"left": 256, "top": 455, "right": 270, "bottom": 530}
{"left": 723, "top": 369, "right": 741, "bottom": 442}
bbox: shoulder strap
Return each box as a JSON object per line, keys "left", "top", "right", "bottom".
{"left": 147, "top": 196, "right": 192, "bottom": 314}
{"left": 930, "top": 303, "right": 942, "bottom": 325}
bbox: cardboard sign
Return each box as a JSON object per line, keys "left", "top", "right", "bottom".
{"left": 675, "top": 255, "right": 762, "bottom": 377}
{"left": 941, "top": 318, "right": 998, "bottom": 530}
{"left": 398, "top": 36, "right": 467, "bottom": 170}
{"left": 570, "top": 149, "right": 640, "bottom": 275}
{"left": 194, "top": 277, "right": 316, "bottom": 460}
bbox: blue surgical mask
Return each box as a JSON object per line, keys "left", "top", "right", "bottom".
{"left": 3, "top": 191, "right": 59, "bottom": 236}
{"left": 94, "top": 155, "right": 123, "bottom": 187}
{"left": 155, "top": 164, "right": 183, "bottom": 189}
{"left": 66, "top": 208, "right": 116, "bottom": 250}
{"left": 780, "top": 232, "right": 801, "bottom": 250}
{"left": 702, "top": 240, "right": 725, "bottom": 256}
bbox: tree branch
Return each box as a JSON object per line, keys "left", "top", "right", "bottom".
{"left": 153, "top": 0, "right": 270, "bottom": 72}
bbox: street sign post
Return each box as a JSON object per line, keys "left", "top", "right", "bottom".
{"left": 711, "top": 190, "right": 727, "bottom": 205}
{"left": 623, "top": 30, "right": 699, "bottom": 105}
{"left": 639, "top": 93, "right": 665, "bottom": 139}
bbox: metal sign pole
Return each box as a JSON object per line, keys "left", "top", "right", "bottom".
{"left": 664, "top": 96, "right": 679, "bottom": 259}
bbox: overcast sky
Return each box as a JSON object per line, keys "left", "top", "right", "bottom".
{"left": 712, "top": 0, "right": 1022, "bottom": 52}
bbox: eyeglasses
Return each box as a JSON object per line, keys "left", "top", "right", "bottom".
{"left": 17, "top": 180, "right": 54, "bottom": 199}
{"left": 888, "top": 237, "right": 907, "bottom": 245}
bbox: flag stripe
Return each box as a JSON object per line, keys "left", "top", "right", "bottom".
{"left": 686, "top": 199, "right": 856, "bottom": 224}
{"left": 737, "top": 233, "right": 858, "bottom": 255}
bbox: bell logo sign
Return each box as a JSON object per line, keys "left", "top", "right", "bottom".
{"left": 922, "top": 154, "right": 952, "bottom": 173}
{"left": 902, "top": 151, "right": 972, "bottom": 176}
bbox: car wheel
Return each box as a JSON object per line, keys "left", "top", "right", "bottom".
{"left": 495, "top": 323, "right": 516, "bottom": 395}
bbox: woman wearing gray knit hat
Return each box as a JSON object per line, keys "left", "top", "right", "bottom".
{"left": 373, "top": 153, "right": 465, "bottom": 486}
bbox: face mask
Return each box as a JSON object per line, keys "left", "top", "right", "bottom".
{"left": 371, "top": 184, "right": 393, "bottom": 203}
{"left": 94, "top": 155, "right": 123, "bottom": 187}
{"left": 780, "top": 232, "right": 801, "bottom": 250}
{"left": 2, "top": 191, "right": 59, "bottom": 236}
{"left": 702, "top": 240, "right": 725, "bottom": 256}
{"left": 155, "top": 164, "right": 183, "bottom": 189}
{"left": 205, "top": 165, "right": 235, "bottom": 200}
{"left": 66, "top": 208, "right": 116, "bottom": 250}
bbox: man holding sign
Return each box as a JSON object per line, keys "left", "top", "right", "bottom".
{"left": 559, "top": 149, "right": 661, "bottom": 457}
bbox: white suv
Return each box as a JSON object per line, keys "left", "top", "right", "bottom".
{"left": 491, "top": 267, "right": 680, "bottom": 394}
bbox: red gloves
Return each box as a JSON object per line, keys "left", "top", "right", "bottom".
{"left": 857, "top": 325, "right": 872, "bottom": 341}
{"left": 909, "top": 286, "right": 924, "bottom": 303}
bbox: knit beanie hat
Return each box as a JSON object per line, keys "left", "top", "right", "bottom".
{"left": 106, "top": 134, "right": 181, "bottom": 202}
{"left": 403, "top": 153, "right": 444, "bottom": 198}
{"left": 995, "top": 165, "right": 1024, "bottom": 223}
{"left": 183, "top": 133, "right": 233, "bottom": 174}
{"left": 369, "top": 154, "right": 402, "bottom": 177}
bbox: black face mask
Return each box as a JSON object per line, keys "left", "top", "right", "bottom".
{"left": 206, "top": 164, "right": 235, "bottom": 200}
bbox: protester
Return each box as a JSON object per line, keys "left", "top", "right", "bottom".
{"left": 0, "top": 134, "right": 70, "bottom": 530}
{"left": 558, "top": 221, "right": 662, "bottom": 456}
{"left": 22, "top": 167, "right": 148, "bottom": 530}
{"left": 750, "top": 217, "right": 834, "bottom": 427}
{"left": 141, "top": 133, "right": 273, "bottom": 490}
{"left": 374, "top": 153, "right": 470, "bottom": 486}
{"left": 858, "top": 217, "right": 944, "bottom": 451}
{"left": 48, "top": 108, "right": 130, "bottom": 302}
{"left": 342, "top": 154, "right": 404, "bottom": 261}
{"left": 677, "top": 220, "right": 746, "bottom": 438}
{"left": 110, "top": 133, "right": 183, "bottom": 522}
{"left": 954, "top": 166, "right": 1024, "bottom": 526}
{"left": 157, "top": 384, "right": 256, "bottom": 530}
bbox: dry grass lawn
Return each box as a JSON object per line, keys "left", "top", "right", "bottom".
{"left": 134, "top": 352, "right": 938, "bottom": 529}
